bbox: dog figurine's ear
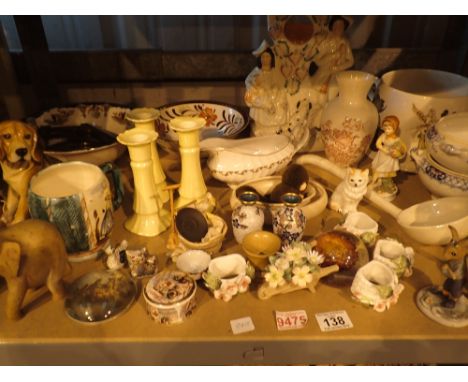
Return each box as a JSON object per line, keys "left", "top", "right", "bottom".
{"left": 26, "top": 122, "right": 42, "bottom": 163}
{"left": 0, "top": 122, "right": 6, "bottom": 161}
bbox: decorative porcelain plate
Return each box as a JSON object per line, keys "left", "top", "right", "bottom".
{"left": 64, "top": 270, "right": 137, "bottom": 324}
{"left": 155, "top": 101, "right": 249, "bottom": 152}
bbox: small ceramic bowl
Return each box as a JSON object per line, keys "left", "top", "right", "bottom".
{"left": 177, "top": 213, "right": 228, "bottom": 255}
{"left": 425, "top": 112, "right": 468, "bottom": 174}
{"left": 242, "top": 231, "right": 282, "bottom": 269}
{"left": 155, "top": 101, "right": 249, "bottom": 153}
{"left": 35, "top": 104, "right": 130, "bottom": 165}
{"left": 144, "top": 271, "right": 197, "bottom": 325}
{"left": 230, "top": 176, "right": 328, "bottom": 224}
{"left": 411, "top": 148, "right": 468, "bottom": 197}
{"left": 396, "top": 196, "right": 468, "bottom": 246}
{"left": 175, "top": 250, "right": 211, "bottom": 280}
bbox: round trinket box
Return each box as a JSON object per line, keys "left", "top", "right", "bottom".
{"left": 144, "top": 271, "right": 197, "bottom": 324}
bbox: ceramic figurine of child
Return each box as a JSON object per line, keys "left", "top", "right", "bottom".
{"left": 371, "top": 115, "right": 406, "bottom": 200}
{"left": 309, "top": 16, "right": 354, "bottom": 91}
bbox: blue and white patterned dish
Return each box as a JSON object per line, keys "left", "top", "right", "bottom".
{"left": 411, "top": 148, "right": 468, "bottom": 197}
{"left": 425, "top": 112, "right": 468, "bottom": 174}
{"left": 155, "top": 101, "right": 248, "bottom": 152}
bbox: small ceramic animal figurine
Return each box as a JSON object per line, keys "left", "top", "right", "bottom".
{"left": 416, "top": 226, "right": 468, "bottom": 328}
{"left": 436, "top": 227, "right": 467, "bottom": 309}
{"left": 371, "top": 115, "right": 407, "bottom": 200}
{"left": 0, "top": 120, "right": 42, "bottom": 226}
{"left": 126, "top": 247, "right": 158, "bottom": 278}
{"left": 0, "top": 219, "right": 70, "bottom": 320}
{"left": 105, "top": 240, "right": 128, "bottom": 270}
{"left": 329, "top": 167, "right": 369, "bottom": 215}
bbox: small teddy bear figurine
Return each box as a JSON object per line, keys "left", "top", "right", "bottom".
{"left": 270, "top": 164, "right": 309, "bottom": 203}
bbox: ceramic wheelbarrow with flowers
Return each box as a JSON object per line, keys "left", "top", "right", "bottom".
{"left": 258, "top": 241, "right": 339, "bottom": 300}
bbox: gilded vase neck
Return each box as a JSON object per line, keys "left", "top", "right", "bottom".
{"left": 336, "top": 71, "right": 376, "bottom": 104}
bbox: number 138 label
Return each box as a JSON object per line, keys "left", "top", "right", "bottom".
{"left": 315, "top": 310, "right": 353, "bottom": 332}
{"left": 275, "top": 310, "right": 308, "bottom": 331}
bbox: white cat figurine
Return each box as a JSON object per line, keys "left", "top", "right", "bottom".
{"left": 329, "top": 168, "right": 369, "bottom": 215}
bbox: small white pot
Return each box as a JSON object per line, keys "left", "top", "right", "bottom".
{"left": 204, "top": 254, "right": 253, "bottom": 302}
{"left": 351, "top": 260, "right": 404, "bottom": 312}
{"left": 339, "top": 211, "right": 379, "bottom": 236}
{"left": 373, "top": 238, "right": 414, "bottom": 277}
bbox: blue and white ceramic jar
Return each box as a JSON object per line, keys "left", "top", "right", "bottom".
{"left": 231, "top": 191, "right": 264, "bottom": 245}
{"left": 272, "top": 193, "right": 306, "bottom": 245}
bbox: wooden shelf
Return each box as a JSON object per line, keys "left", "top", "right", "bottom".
{"left": 1, "top": 152, "right": 467, "bottom": 365}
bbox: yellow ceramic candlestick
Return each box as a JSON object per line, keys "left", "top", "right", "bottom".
{"left": 170, "top": 116, "right": 215, "bottom": 212}
{"left": 126, "top": 108, "right": 169, "bottom": 204}
{"left": 117, "top": 129, "right": 170, "bottom": 237}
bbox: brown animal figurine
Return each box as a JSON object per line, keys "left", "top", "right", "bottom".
{"left": 0, "top": 120, "right": 42, "bottom": 225}
{"left": 0, "top": 219, "right": 70, "bottom": 320}
{"left": 436, "top": 226, "right": 468, "bottom": 308}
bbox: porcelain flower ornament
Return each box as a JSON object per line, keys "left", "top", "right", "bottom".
{"left": 265, "top": 265, "right": 286, "bottom": 289}
{"left": 263, "top": 241, "right": 324, "bottom": 289}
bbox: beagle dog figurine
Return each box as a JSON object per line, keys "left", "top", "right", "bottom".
{"left": 0, "top": 120, "right": 42, "bottom": 225}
